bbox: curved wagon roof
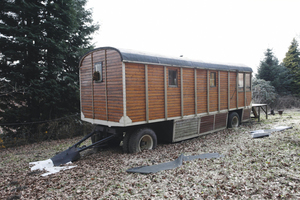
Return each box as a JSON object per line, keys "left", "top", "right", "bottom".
{"left": 80, "top": 47, "right": 252, "bottom": 72}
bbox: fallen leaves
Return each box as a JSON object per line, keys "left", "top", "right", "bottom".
{"left": 1, "top": 109, "right": 300, "bottom": 199}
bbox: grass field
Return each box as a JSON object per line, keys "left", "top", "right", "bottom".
{"left": 1, "top": 109, "right": 300, "bottom": 199}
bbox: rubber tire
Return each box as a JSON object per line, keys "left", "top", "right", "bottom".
{"left": 227, "top": 112, "right": 240, "bottom": 128}
{"left": 122, "top": 132, "right": 131, "bottom": 153}
{"left": 128, "top": 128, "right": 157, "bottom": 153}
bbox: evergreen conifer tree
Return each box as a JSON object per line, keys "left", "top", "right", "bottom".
{"left": 283, "top": 38, "right": 300, "bottom": 95}
{"left": 0, "top": 0, "right": 99, "bottom": 138}
{"left": 256, "top": 49, "right": 291, "bottom": 95}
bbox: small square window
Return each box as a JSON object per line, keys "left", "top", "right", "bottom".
{"left": 168, "top": 69, "right": 178, "bottom": 87}
{"left": 93, "top": 62, "right": 103, "bottom": 82}
{"left": 210, "top": 72, "right": 216, "bottom": 87}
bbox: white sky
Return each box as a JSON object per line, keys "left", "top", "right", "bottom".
{"left": 86, "top": 0, "right": 300, "bottom": 74}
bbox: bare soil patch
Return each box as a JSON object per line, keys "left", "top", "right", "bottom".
{"left": 1, "top": 110, "right": 300, "bottom": 199}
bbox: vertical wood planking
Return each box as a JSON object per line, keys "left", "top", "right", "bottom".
{"left": 230, "top": 72, "right": 237, "bottom": 109}
{"left": 218, "top": 71, "right": 220, "bottom": 112}
{"left": 228, "top": 71, "right": 230, "bottom": 109}
{"left": 167, "top": 67, "right": 181, "bottom": 118}
{"left": 220, "top": 71, "right": 228, "bottom": 110}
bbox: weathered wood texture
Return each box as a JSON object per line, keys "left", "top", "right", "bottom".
{"left": 197, "top": 69, "right": 207, "bottom": 114}
{"left": 167, "top": 67, "right": 181, "bottom": 118}
{"left": 148, "top": 65, "right": 165, "bottom": 120}
{"left": 80, "top": 54, "right": 93, "bottom": 119}
{"left": 209, "top": 70, "right": 218, "bottom": 112}
{"left": 230, "top": 72, "right": 237, "bottom": 109}
{"left": 80, "top": 49, "right": 123, "bottom": 122}
{"left": 243, "top": 109, "right": 251, "bottom": 121}
{"left": 220, "top": 71, "right": 228, "bottom": 110}
{"left": 106, "top": 50, "right": 123, "bottom": 121}
{"left": 215, "top": 113, "right": 227, "bottom": 129}
{"left": 183, "top": 68, "right": 195, "bottom": 116}
{"left": 200, "top": 115, "right": 214, "bottom": 133}
{"left": 125, "top": 63, "right": 146, "bottom": 123}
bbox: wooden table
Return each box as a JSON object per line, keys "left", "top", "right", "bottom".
{"left": 252, "top": 104, "right": 268, "bottom": 122}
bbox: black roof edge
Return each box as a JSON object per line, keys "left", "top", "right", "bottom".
{"left": 79, "top": 46, "right": 252, "bottom": 72}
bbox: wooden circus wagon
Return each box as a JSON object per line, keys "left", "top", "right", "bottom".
{"left": 79, "top": 47, "right": 252, "bottom": 153}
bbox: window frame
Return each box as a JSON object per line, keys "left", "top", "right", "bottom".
{"left": 168, "top": 69, "right": 178, "bottom": 87}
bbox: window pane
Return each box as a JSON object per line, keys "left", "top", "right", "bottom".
{"left": 169, "top": 69, "right": 177, "bottom": 86}
{"left": 238, "top": 73, "right": 244, "bottom": 87}
{"left": 210, "top": 72, "right": 216, "bottom": 87}
{"left": 245, "top": 73, "right": 251, "bottom": 89}
{"left": 93, "top": 62, "right": 102, "bottom": 82}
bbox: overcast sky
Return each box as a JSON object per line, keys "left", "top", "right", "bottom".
{"left": 86, "top": 0, "right": 300, "bottom": 74}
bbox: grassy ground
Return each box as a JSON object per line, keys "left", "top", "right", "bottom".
{"left": 1, "top": 109, "right": 300, "bottom": 199}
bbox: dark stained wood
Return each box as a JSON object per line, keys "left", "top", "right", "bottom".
{"left": 215, "top": 113, "right": 227, "bottom": 129}
{"left": 230, "top": 72, "right": 237, "bottom": 109}
{"left": 200, "top": 115, "right": 214, "bottom": 133}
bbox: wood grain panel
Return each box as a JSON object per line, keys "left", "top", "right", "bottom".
{"left": 106, "top": 49, "right": 123, "bottom": 122}
{"left": 215, "top": 112, "right": 227, "bottom": 129}
{"left": 80, "top": 54, "right": 93, "bottom": 119}
{"left": 167, "top": 67, "right": 181, "bottom": 118}
{"left": 220, "top": 71, "right": 228, "bottom": 110}
{"left": 197, "top": 69, "right": 207, "bottom": 114}
{"left": 238, "top": 91, "right": 245, "bottom": 107}
{"left": 246, "top": 91, "right": 251, "bottom": 106}
{"left": 209, "top": 70, "right": 218, "bottom": 112}
{"left": 230, "top": 72, "right": 237, "bottom": 109}
{"left": 200, "top": 115, "right": 214, "bottom": 133}
{"left": 243, "top": 109, "right": 251, "bottom": 120}
{"left": 183, "top": 68, "right": 195, "bottom": 116}
{"left": 148, "top": 65, "right": 165, "bottom": 120}
{"left": 126, "top": 63, "right": 146, "bottom": 122}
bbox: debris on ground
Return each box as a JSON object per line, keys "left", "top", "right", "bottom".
{"left": 250, "top": 126, "right": 292, "bottom": 138}
{"left": 127, "top": 153, "right": 223, "bottom": 174}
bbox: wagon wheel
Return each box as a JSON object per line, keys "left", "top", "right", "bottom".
{"left": 128, "top": 128, "right": 157, "bottom": 153}
{"left": 227, "top": 112, "right": 240, "bottom": 128}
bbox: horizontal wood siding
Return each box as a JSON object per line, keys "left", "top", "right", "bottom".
{"left": 230, "top": 72, "right": 237, "bottom": 109}
{"left": 80, "top": 54, "right": 93, "bottom": 119}
{"left": 126, "top": 63, "right": 146, "bottom": 122}
{"left": 243, "top": 109, "right": 251, "bottom": 120}
{"left": 200, "top": 115, "right": 214, "bottom": 133}
{"left": 106, "top": 50, "right": 123, "bottom": 122}
{"left": 167, "top": 67, "right": 181, "bottom": 118}
{"left": 215, "top": 113, "right": 227, "bottom": 129}
{"left": 197, "top": 69, "right": 207, "bottom": 114}
{"left": 209, "top": 70, "right": 218, "bottom": 112}
{"left": 220, "top": 71, "right": 228, "bottom": 110}
{"left": 148, "top": 65, "right": 165, "bottom": 120}
{"left": 246, "top": 91, "right": 251, "bottom": 106}
{"left": 80, "top": 49, "right": 123, "bottom": 122}
{"left": 238, "top": 91, "right": 245, "bottom": 107}
{"left": 92, "top": 50, "right": 107, "bottom": 120}
{"left": 183, "top": 68, "right": 195, "bottom": 116}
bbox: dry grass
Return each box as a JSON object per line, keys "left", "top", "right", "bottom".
{"left": 1, "top": 109, "right": 300, "bottom": 199}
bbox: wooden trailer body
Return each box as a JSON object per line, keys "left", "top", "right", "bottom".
{"left": 79, "top": 47, "right": 252, "bottom": 147}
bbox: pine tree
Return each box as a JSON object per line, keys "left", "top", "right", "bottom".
{"left": 256, "top": 49, "right": 291, "bottom": 95}
{"left": 283, "top": 38, "right": 300, "bottom": 95}
{"left": 0, "top": 0, "right": 99, "bottom": 138}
